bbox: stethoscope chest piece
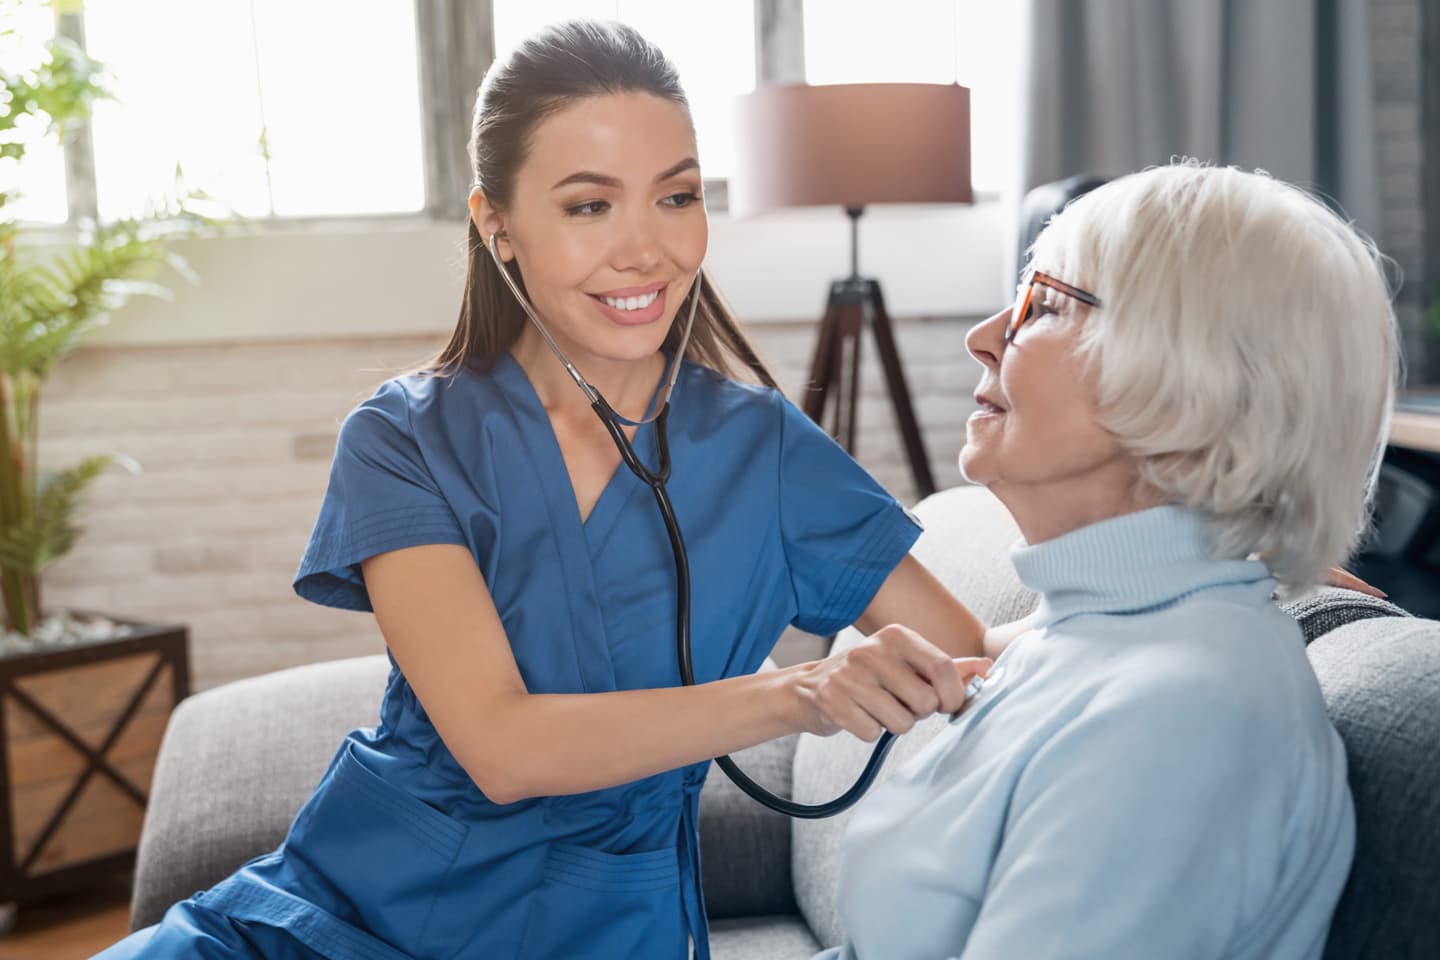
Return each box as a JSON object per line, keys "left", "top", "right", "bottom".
{"left": 950, "top": 664, "right": 1007, "bottom": 723}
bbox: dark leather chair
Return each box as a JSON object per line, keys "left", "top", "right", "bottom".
{"left": 1016, "top": 174, "right": 1108, "bottom": 272}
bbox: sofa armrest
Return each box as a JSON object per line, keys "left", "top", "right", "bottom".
{"left": 1280, "top": 586, "right": 1411, "bottom": 645}
{"left": 699, "top": 732, "right": 802, "bottom": 919}
{"left": 1307, "top": 617, "right": 1440, "bottom": 957}
{"left": 130, "top": 655, "right": 390, "bottom": 930}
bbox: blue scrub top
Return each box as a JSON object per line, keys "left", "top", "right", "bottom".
{"left": 136, "top": 354, "right": 920, "bottom": 960}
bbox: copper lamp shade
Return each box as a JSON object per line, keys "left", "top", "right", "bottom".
{"left": 729, "top": 82, "right": 973, "bottom": 216}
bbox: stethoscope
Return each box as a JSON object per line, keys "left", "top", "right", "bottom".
{"left": 485, "top": 231, "right": 899, "bottom": 818}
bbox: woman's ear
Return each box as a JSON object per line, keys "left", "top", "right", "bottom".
{"left": 468, "top": 187, "right": 514, "bottom": 262}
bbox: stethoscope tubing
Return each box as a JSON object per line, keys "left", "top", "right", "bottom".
{"left": 488, "top": 232, "right": 895, "bottom": 818}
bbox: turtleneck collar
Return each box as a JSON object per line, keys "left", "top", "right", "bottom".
{"left": 1011, "top": 506, "right": 1274, "bottom": 629}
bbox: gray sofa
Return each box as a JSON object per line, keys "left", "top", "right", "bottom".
{"left": 132, "top": 486, "right": 1440, "bottom": 958}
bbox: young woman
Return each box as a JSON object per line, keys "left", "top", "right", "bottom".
{"left": 820, "top": 163, "right": 1392, "bottom": 959}
{"left": 97, "top": 20, "right": 994, "bottom": 960}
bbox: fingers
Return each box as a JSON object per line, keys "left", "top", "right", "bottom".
{"left": 953, "top": 656, "right": 992, "bottom": 682}
{"left": 953, "top": 656, "right": 992, "bottom": 694}
{"left": 835, "top": 689, "right": 914, "bottom": 742}
{"left": 813, "top": 627, "right": 994, "bottom": 740}
{"left": 808, "top": 658, "right": 918, "bottom": 741}
{"left": 869, "top": 624, "right": 992, "bottom": 715}
{"left": 1325, "top": 566, "right": 1387, "bottom": 598}
{"left": 846, "top": 638, "right": 942, "bottom": 718}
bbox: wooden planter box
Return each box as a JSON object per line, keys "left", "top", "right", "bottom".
{"left": 0, "top": 620, "right": 189, "bottom": 904}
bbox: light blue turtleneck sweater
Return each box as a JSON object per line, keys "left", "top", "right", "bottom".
{"left": 816, "top": 506, "right": 1355, "bottom": 960}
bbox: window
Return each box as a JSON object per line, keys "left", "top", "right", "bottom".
{"left": 9, "top": 1, "right": 1018, "bottom": 223}
{"left": 491, "top": 1, "right": 756, "bottom": 180}
{"left": 802, "top": 0, "right": 1024, "bottom": 194}
{"left": 0, "top": 0, "right": 69, "bottom": 224}
{"left": 82, "top": 0, "right": 425, "bottom": 220}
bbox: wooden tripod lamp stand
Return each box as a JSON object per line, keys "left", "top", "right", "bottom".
{"left": 730, "top": 82, "right": 973, "bottom": 499}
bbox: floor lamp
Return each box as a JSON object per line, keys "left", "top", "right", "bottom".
{"left": 730, "top": 82, "right": 973, "bottom": 499}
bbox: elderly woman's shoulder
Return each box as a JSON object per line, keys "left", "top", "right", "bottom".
{"left": 1092, "top": 599, "right": 1318, "bottom": 733}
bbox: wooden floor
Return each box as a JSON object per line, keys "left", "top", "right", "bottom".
{"left": 0, "top": 874, "right": 132, "bottom": 960}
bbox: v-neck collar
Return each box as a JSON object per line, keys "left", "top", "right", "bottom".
{"left": 491, "top": 351, "right": 660, "bottom": 550}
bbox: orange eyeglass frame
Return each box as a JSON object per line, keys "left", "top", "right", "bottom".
{"left": 1005, "top": 268, "right": 1102, "bottom": 342}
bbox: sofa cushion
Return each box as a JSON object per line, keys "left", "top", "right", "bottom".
{"left": 130, "top": 654, "right": 391, "bottom": 930}
{"left": 792, "top": 485, "right": 1037, "bottom": 948}
{"left": 897, "top": 485, "right": 1038, "bottom": 627}
{"left": 709, "top": 915, "right": 822, "bottom": 960}
{"left": 700, "top": 733, "right": 802, "bottom": 918}
{"left": 1308, "top": 617, "right": 1440, "bottom": 959}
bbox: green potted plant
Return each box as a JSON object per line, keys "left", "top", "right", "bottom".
{"left": 1, "top": 22, "right": 208, "bottom": 641}
{"left": 0, "top": 14, "right": 205, "bottom": 911}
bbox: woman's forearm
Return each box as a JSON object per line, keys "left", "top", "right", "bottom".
{"left": 857, "top": 555, "right": 988, "bottom": 658}
{"left": 475, "top": 666, "right": 805, "bottom": 803}
{"left": 365, "top": 545, "right": 974, "bottom": 806}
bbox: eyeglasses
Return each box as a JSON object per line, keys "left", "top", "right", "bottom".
{"left": 1005, "top": 268, "right": 1102, "bottom": 342}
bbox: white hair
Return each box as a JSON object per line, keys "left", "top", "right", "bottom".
{"left": 1030, "top": 161, "right": 1399, "bottom": 594}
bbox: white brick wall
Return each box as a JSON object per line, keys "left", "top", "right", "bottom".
{"left": 38, "top": 318, "right": 983, "bottom": 690}
{"left": 39, "top": 338, "right": 438, "bottom": 689}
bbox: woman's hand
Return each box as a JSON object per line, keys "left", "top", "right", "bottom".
{"left": 786, "top": 624, "right": 991, "bottom": 741}
{"left": 1325, "top": 566, "right": 1386, "bottom": 598}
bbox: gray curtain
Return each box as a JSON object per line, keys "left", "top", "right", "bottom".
{"left": 1022, "top": 0, "right": 1379, "bottom": 237}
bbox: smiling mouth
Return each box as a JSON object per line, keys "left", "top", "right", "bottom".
{"left": 587, "top": 285, "right": 668, "bottom": 326}
{"left": 591, "top": 290, "right": 661, "bottom": 312}
{"left": 974, "top": 396, "right": 1006, "bottom": 414}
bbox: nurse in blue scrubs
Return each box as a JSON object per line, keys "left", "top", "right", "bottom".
{"left": 97, "top": 19, "right": 996, "bottom": 960}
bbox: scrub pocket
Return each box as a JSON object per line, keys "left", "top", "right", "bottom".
{"left": 519, "top": 842, "right": 687, "bottom": 959}
{"left": 285, "top": 741, "right": 467, "bottom": 957}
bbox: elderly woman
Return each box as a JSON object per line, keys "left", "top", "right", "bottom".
{"left": 820, "top": 163, "right": 1396, "bottom": 960}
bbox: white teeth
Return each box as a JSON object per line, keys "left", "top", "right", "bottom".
{"left": 600, "top": 290, "right": 659, "bottom": 311}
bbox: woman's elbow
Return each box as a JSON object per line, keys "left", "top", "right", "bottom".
{"left": 459, "top": 755, "right": 533, "bottom": 806}
{"left": 449, "top": 697, "right": 536, "bottom": 805}
{"left": 477, "top": 779, "right": 525, "bottom": 806}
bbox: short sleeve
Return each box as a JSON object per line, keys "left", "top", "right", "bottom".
{"left": 776, "top": 392, "right": 923, "bottom": 635}
{"left": 294, "top": 380, "right": 468, "bottom": 612}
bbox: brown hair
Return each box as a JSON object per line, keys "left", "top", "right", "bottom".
{"left": 423, "top": 19, "right": 775, "bottom": 388}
